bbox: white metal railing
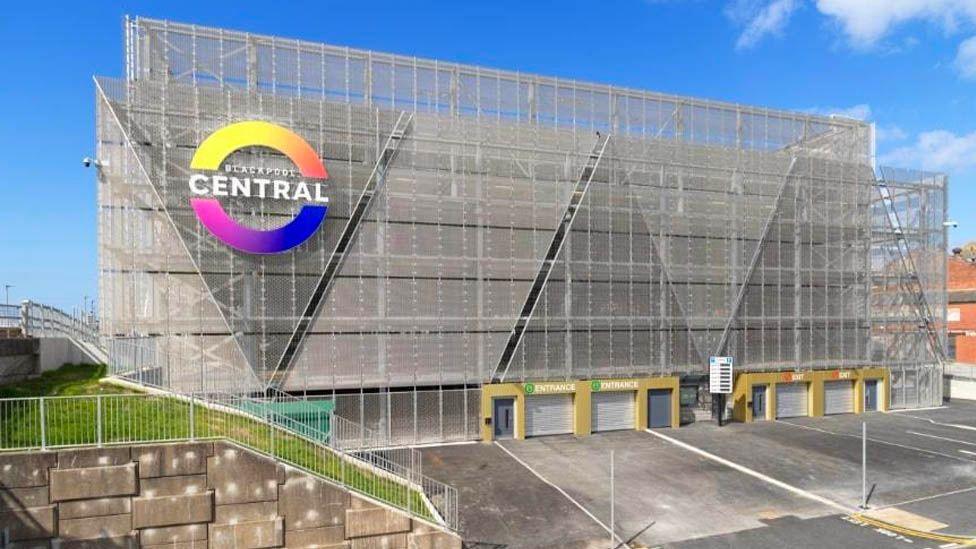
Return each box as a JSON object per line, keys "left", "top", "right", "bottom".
{"left": 95, "top": 337, "right": 455, "bottom": 529}
{"left": 0, "top": 391, "right": 458, "bottom": 531}
{"left": 17, "top": 301, "right": 101, "bottom": 346}
{"left": 0, "top": 304, "right": 19, "bottom": 331}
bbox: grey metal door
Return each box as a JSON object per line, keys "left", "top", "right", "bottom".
{"left": 493, "top": 398, "right": 515, "bottom": 439}
{"left": 592, "top": 391, "right": 635, "bottom": 432}
{"left": 751, "top": 384, "right": 767, "bottom": 420}
{"left": 648, "top": 389, "right": 672, "bottom": 428}
{"left": 824, "top": 380, "right": 854, "bottom": 415}
{"left": 525, "top": 394, "right": 574, "bottom": 437}
{"left": 776, "top": 383, "right": 808, "bottom": 418}
{"left": 864, "top": 380, "right": 878, "bottom": 411}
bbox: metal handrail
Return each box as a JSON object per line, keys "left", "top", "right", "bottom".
{"left": 20, "top": 301, "right": 101, "bottom": 346}
{"left": 0, "top": 391, "right": 458, "bottom": 531}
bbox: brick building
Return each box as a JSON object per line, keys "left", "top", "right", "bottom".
{"left": 948, "top": 250, "right": 976, "bottom": 362}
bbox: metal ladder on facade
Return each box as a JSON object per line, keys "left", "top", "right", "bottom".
{"left": 492, "top": 134, "right": 611, "bottom": 383}
{"left": 269, "top": 112, "right": 415, "bottom": 388}
{"left": 875, "top": 175, "right": 945, "bottom": 365}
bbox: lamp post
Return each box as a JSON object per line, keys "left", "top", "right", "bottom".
{"left": 4, "top": 285, "right": 12, "bottom": 307}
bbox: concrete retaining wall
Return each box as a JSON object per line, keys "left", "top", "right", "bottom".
{"left": 946, "top": 375, "right": 976, "bottom": 401}
{"left": 0, "top": 441, "right": 462, "bottom": 548}
{"left": 37, "top": 338, "right": 100, "bottom": 372}
{"left": 0, "top": 338, "right": 38, "bottom": 384}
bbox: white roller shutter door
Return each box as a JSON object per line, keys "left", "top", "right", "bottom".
{"left": 776, "top": 383, "right": 808, "bottom": 418}
{"left": 824, "top": 380, "right": 854, "bottom": 415}
{"left": 591, "top": 391, "right": 635, "bottom": 432}
{"left": 525, "top": 394, "right": 574, "bottom": 437}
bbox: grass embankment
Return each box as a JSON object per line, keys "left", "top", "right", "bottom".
{"left": 0, "top": 364, "right": 431, "bottom": 519}
{"left": 0, "top": 363, "right": 125, "bottom": 398}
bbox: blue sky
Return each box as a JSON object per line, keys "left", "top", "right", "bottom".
{"left": 2, "top": 0, "right": 975, "bottom": 310}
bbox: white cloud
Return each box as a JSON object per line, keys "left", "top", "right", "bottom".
{"left": 729, "top": 0, "right": 801, "bottom": 50}
{"left": 803, "top": 104, "right": 909, "bottom": 145}
{"left": 955, "top": 35, "right": 976, "bottom": 78}
{"left": 814, "top": 0, "right": 976, "bottom": 48}
{"left": 880, "top": 129, "right": 976, "bottom": 171}
{"left": 804, "top": 103, "right": 872, "bottom": 120}
{"left": 875, "top": 124, "right": 909, "bottom": 142}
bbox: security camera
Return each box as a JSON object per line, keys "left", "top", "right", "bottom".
{"left": 82, "top": 157, "right": 102, "bottom": 168}
{"left": 944, "top": 220, "right": 959, "bottom": 228}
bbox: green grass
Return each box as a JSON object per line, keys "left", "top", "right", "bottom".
{"left": 0, "top": 363, "right": 126, "bottom": 398}
{"left": 0, "top": 364, "right": 434, "bottom": 521}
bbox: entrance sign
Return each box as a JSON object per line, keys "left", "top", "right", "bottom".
{"left": 591, "top": 380, "right": 639, "bottom": 392}
{"left": 523, "top": 382, "right": 575, "bottom": 395}
{"left": 709, "top": 356, "right": 733, "bottom": 394}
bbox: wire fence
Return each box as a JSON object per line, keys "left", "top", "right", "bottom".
{"left": 0, "top": 304, "right": 19, "bottom": 331}
{"left": 0, "top": 391, "right": 458, "bottom": 530}
{"left": 3, "top": 301, "right": 102, "bottom": 345}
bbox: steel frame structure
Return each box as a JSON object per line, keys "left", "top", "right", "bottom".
{"left": 96, "top": 17, "right": 947, "bottom": 444}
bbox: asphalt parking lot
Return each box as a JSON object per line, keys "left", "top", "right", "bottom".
{"left": 422, "top": 402, "right": 976, "bottom": 548}
{"left": 422, "top": 442, "right": 609, "bottom": 548}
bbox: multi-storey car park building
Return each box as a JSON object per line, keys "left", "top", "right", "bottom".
{"left": 98, "top": 17, "right": 948, "bottom": 445}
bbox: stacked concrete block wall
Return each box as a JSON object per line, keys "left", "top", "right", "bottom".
{"left": 0, "top": 338, "right": 38, "bottom": 384}
{"left": 0, "top": 441, "right": 461, "bottom": 548}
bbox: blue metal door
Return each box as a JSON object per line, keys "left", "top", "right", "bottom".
{"left": 864, "top": 380, "right": 878, "bottom": 411}
{"left": 648, "top": 389, "right": 672, "bottom": 428}
{"left": 494, "top": 398, "right": 515, "bottom": 438}
{"left": 751, "top": 384, "right": 767, "bottom": 420}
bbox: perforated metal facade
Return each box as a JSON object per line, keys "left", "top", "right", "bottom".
{"left": 97, "top": 17, "right": 947, "bottom": 441}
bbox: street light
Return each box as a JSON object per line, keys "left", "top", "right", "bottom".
{"left": 3, "top": 285, "right": 12, "bottom": 307}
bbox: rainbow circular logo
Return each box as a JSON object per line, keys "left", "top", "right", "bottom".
{"left": 188, "top": 121, "right": 329, "bottom": 254}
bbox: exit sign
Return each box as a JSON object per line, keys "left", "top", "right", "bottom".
{"left": 709, "top": 356, "right": 733, "bottom": 394}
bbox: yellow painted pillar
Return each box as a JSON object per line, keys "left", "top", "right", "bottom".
{"left": 881, "top": 368, "right": 891, "bottom": 412}
{"left": 574, "top": 381, "right": 591, "bottom": 436}
{"left": 854, "top": 375, "right": 865, "bottom": 414}
{"left": 810, "top": 378, "right": 825, "bottom": 417}
{"left": 733, "top": 372, "right": 750, "bottom": 423}
{"left": 636, "top": 385, "right": 648, "bottom": 430}
{"left": 671, "top": 379, "right": 680, "bottom": 428}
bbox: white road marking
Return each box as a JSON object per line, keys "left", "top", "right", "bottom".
{"left": 778, "top": 420, "right": 976, "bottom": 464}
{"left": 907, "top": 430, "right": 976, "bottom": 447}
{"left": 889, "top": 406, "right": 947, "bottom": 413}
{"left": 493, "top": 441, "right": 629, "bottom": 548}
{"left": 409, "top": 440, "right": 478, "bottom": 449}
{"left": 958, "top": 449, "right": 976, "bottom": 457}
{"left": 899, "top": 414, "right": 976, "bottom": 432}
{"left": 644, "top": 429, "right": 855, "bottom": 513}
{"left": 881, "top": 485, "right": 976, "bottom": 509}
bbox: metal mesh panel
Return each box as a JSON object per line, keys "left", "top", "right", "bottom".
{"left": 871, "top": 168, "right": 947, "bottom": 408}
{"left": 98, "top": 17, "right": 945, "bottom": 420}
{"left": 327, "top": 388, "right": 478, "bottom": 445}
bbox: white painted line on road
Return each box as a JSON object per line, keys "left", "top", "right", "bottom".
{"left": 889, "top": 406, "right": 947, "bottom": 413}
{"left": 493, "top": 441, "right": 629, "bottom": 548}
{"left": 881, "top": 485, "right": 976, "bottom": 510}
{"left": 644, "top": 429, "right": 855, "bottom": 513}
{"left": 907, "top": 430, "right": 976, "bottom": 447}
{"left": 958, "top": 449, "right": 976, "bottom": 457}
{"left": 409, "top": 440, "right": 478, "bottom": 449}
{"left": 899, "top": 414, "right": 976, "bottom": 432}
{"left": 778, "top": 421, "right": 976, "bottom": 464}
